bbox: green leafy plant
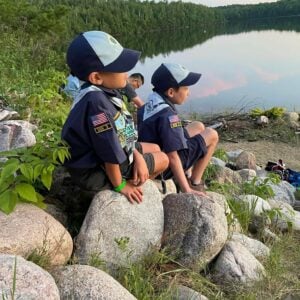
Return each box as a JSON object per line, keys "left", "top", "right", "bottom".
{"left": 250, "top": 106, "right": 285, "bottom": 119}
{"left": 88, "top": 252, "right": 106, "bottom": 270}
{"left": 213, "top": 148, "right": 229, "bottom": 162}
{"left": 0, "top": 141, "right": 70, "bottom": 214}
{"left": 227, "top": 197, "right": 257, "bottom": 233}
{"left": 241, "top": 176, "right": 276, "bottom": 200}
{"left": 202, "top": 164, "right": 221, "bottom": 183}
{"left": 114, "top": 236, "right": 130, "bottom": 253}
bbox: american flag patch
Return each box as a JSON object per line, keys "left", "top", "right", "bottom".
{"left": 168, "top": 115, "right": 180, "bottom": 123}
{"left": 91, "top": 112, "right": 109, "bottom": 127}
{"left": 168, "top": 114, "right": 182, "bottom": 129}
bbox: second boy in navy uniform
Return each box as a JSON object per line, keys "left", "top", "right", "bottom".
{"left": 138, "top": 63, "right": 219, "bottom": 196}
{"left": 62, "top": 31, "right": 168, "bottom": 204}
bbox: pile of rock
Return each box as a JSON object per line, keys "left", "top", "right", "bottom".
{"left": 1, "top": 107, "right": 299, "bottom": 298}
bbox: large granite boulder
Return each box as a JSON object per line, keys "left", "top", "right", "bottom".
{"left": 269, "top": 199, "right": 300, "bottom": 232}
{"left": 237, "top": 169, "right": 257, "bottom": 182}
{"left": 51, "top": 265, "right": 136, "bottom": 300}
{"left": 162, "top": 193, "right": 228, "bottom": 271}
{"left": 268, "top": 181, "right": 296, "bottom": 206}
{"left": 0, "top": 254, "right": 60, "bottom": 299}
{"left": 75, "top": 180, "right": 164, "bottom": 269}
{"left": 213, "top": 166, "right": 243, "bottom": 185}
{"left": 226, "top": 149, "right": 243, "bottom": 162}
{"left": 212, "top": 241, "right": 265, "bottom": 285}
{"left": 238, "top": 194, "right": 271, "bottom": 215}
{"left": 230, "top": 232, "right": 270, "bottom": 260}
{"left": 236, "top": 151, "right": 257, "bottom": 171}
{"left": 171, "top": 285, "right": 208, "bottom": 300}
{"left": 0, "top": 203, "right": 73, "bottom": 267}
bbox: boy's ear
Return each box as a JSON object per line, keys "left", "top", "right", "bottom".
{"left": 88, "top": 72, "right": 103, "bottom": 85}
{"left": 165, "top": 87, "right": 175, "bottom": 98}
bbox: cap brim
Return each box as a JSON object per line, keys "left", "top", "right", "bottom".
{"left": 180, "top": 72, "right": 201, "bottom": 86}
{"left": 103, "top": 48, "right": 141, "bottom": 73}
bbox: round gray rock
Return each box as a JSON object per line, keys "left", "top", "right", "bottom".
{"left": 212, "top": 241, "right": 265, "bottom": 285}
{"left": 51, "top": 264, "right": 136, "bottom": 300}
{"left": 0, "top": 203, "right": 73, "bottom": 267}
{"left": 0, "top": 254, "right": 59, "bottom": 299}
{"left": 230, "top": 233, "right": 270, "bottom": 260}
{"left": 75, "top": 180, "right": 164, "bottom": 268}
{"left": 236, "top": 151, "right": 257, "bottom": 171}
{"left": 162, "top": 193, "right": 228, "bottom": 271}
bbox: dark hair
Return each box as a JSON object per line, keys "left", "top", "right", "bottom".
{"left": 153, "top": 85, "right": 180, "bottom": 94}
{"left": 129, "top": 73, "right": 144, "bottom": 84}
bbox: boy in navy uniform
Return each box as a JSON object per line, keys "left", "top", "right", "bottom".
{"left": 62, "top": 31, "right": 168, "bottom": 204}
{"left": 137, "top": 63, "right": 219, "bottom": 196}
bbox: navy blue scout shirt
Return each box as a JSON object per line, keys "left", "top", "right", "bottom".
{"left": 137, "top": 91, "right": 188, "bottom": 153}
{"left": 62, "top": 85, "right": 134, "bottom": 168}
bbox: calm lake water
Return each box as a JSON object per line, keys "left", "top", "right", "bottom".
{"left": 130, "top": 18, "right": 300, "bottom": 114}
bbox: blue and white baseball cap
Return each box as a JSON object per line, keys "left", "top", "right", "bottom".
{"left": 151, "top": 63, "right": 201, "bottom": 92}
{"left": 67, "top": 31, "right": 141, "bottom": 80}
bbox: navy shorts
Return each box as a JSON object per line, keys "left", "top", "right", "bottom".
{"left": 67, "top": 142, "right": 154, "bottom": 192}
{"left": 163, "top": 133, "right": 207, "bottom": 180}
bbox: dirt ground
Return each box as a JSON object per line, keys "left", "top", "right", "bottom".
{"left": 219, "top": 140, "right": 300, "bottom": 170}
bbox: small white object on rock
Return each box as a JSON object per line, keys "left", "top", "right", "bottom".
{"left": 256, "top": 115, "right": 269, "bottom": 126}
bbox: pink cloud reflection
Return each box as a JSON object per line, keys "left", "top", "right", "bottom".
{"left": 192, "top": 74, "right": 247, "bottom": 98}
{"left": 251, "top": 66, "right": 280, "bottom": 83}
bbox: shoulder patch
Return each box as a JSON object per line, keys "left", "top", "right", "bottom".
{"left": 168, "top": 114, "right": 182, "bottom": 128}
{"left": 90, "top": 112, "right": 112, "bottom": 133}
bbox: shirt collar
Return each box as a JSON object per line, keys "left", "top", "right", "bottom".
{"left": 156, "top": 91, "right": 177, "bottom": 112}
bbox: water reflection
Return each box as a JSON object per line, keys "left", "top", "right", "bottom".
{"left": 129, "top": 17, "right": 300, "bottom": 113}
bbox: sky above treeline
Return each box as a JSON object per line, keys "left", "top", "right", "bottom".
{"left": 166, "top": 0, "right": 278, "bottom": 7}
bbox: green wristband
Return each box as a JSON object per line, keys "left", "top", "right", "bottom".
{"left": 114, "top": 179, "right": 127, "bottom": 192}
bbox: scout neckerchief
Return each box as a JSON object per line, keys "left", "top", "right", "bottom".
{"left": 109, "top": 95, "right": 137, "bottom": 164}
{"left": 71, "top": 83, "right": 137, "bottom": 164}
{"left": 143, "top": 91, "right": 172, "bottom": 121}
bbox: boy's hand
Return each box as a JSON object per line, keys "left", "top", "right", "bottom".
{"left": 120, "top": 182, "right": 143, "bottom": 204}
{"left": 188, "top": 189, "right": 213, "bottom": 201}
{"left": 133, "top": 153, "right": 149, "bottom": 186}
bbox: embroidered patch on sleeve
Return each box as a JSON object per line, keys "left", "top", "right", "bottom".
{"left": 168, "top": 114, "right": 182, "bottom": 129}
{"left": 90, "top": 112, "right": 112, "bottom": 133}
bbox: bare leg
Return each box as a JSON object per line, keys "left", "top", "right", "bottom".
{"left": 185, "top": 121, "right": 205, "bottom": 137}
{"left": 190, "top": 128, "right": 219, "bottom": 185}
{"left": 184, "top": 121, "right": 206, "bottom": 177}
{"left": 140, "top": 142, "right": 169, "bottom": 178}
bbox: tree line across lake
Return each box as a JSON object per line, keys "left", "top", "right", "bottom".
{"left": 0, "top": 0, "right": 299, "bottom": 98}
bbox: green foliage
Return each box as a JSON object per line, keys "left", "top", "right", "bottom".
{"left": 116, "top": 249, "right": 175, "bottom": 300}
{"left": 218, "top": 0, "right": 300, "bottom": 22}
{"left": 227, "top": 197, "right": 257, "bottom": 233}
{"left": 202, "top": 164, "right": 220, "bottom": 183}
{"left": 88, "top": 252, "right": 106, "bottom": 270}
{"left": 241, "top": 176, "right": 276, "bottom": 200}
{"left": 208, "top": 181, "right": 239, "bottom": 196}
{"left": 27, "top": 249, "right": 51, "bottom": 270}
{"left": 213, "top": 148, "right": 229, "bottom": 162}
{"left": 0, "top": 142, "right": 70, "bottom": 214}
{"left": 114, "top": 236, "right": 130, "bottom": 253}
{"left": 250, "top": 106, "right": 285, "bottom": 119}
